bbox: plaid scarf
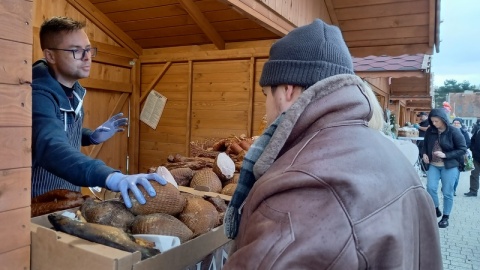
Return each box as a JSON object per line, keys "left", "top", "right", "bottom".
{"left": 224, "top": 114, "right": 284, "bottom": 239}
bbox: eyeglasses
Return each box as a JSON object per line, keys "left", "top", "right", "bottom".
{"left": 48, "top": 47, "right": 97, "bottom": 60}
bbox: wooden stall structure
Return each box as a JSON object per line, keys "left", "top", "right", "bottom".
{"left": 29, "top": 0, "right": 441, "bottom": 174}
{"left": 0, "top": 0, "right": 33, "bottom": 268}
{"left": 354, "top": 54, "right": 433, "bottom": 126}
{"left": 0, "top": 0, "right": 441, "bottom": 266}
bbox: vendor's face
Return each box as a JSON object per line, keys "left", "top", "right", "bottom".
{"left": 431, "top": 117, "right": 446, "bottom": 129}
{"left": 44, "top": 29, "right": 92, "bottom": 87}
{"left": 453, "top": 120, "right": 462, "bottom": 128}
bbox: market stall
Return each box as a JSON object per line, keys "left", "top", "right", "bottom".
{"left": 0, "top": 0, "right": 441, "bottom": 268}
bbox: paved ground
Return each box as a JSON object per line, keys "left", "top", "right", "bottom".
{"left": 421, "top": 171, "right": 480, "bottom": 269}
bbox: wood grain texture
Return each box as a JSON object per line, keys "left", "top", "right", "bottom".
{"left": 0, "top": 207, "right": 30, "bottom": 254}
{"left": 0, "top": 84, "right": 31, "bottom": 127}
{"left": 0, "top": 127, "right": 31, "bottom": 170}
{"left": 129, "top": 59, "right": 141, "bottom": 174}
{"left": 87, "top": 93, "right": 129, "bottom": 159}
{"left": 178, "top": 0, "right": 225, "bottom": 49}
{"left": 0, "top": 168, "right": 30, "bottom": 213}
{"left": 0, "top": 0, "right": 33, "bottom": 44}
{"left": 0, "top": 40, "right": 32, "bottom": 85}
{"left": 0, "top": 246, "right": 30, "bottom": 270}
{"left": 335, "top": 1, "right": 429, "bottom": 21}
{"left": 65, "top": 0, "right": 142, "bottom": 55}
{"left": 79, "top": 78, "right": 132, "bottom": 92}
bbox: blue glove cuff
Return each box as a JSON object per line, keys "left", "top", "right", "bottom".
{"left": 90, "top": 135, "right": 101, "bottom": 145}
{"left": 106, "top": 172, "right": 124, "bottom": 191}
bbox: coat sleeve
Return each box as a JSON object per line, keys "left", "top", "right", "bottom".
{"left": 225, "top": 186, "right": 359, "bottom": 269}
{"left": 32, "top": 91, "right": 116, "bottom": 188}
{"left": 471, "top": 131, "right": 477, "bottom": 152}
{"left": 421, "top": 129, "right": 431, "bottom": 156}
{"left": 463, "top": 130, "right": 471, "bottom": 148}
{"left": 445, "top": 128, "right": 467, "bottom": 160}
{"left": 82, "top": 128, "right": 94, "bottom": 146}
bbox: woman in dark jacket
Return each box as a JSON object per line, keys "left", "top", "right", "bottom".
{"left": 422, "top": 109, "right": 467, "bottom": 228}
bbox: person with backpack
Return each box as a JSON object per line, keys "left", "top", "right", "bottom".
{"left": 465, "top": 127, "right": 480, "bottom": 197}
{"left": 452, "top": 118, "right": 471, "bottom": 195}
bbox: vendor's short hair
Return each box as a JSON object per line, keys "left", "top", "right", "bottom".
{"left": 40, "top": 17, "right": 86, "bottom": 50}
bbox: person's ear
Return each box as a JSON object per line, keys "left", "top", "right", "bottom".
{"left": 43, "top": 49, "right": 56, "bottom": 64}
{"left": 284, "top": 85, "right": 296, "bottom": 101}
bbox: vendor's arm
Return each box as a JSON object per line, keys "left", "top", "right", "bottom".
{"left": 32, "top": 92, "right": 116, "bottom": 188}
{"left": 81, "top": 128, "right": 94, "bottom": 146}
{"left": 81, "top": 113, "right": 128, "bottom": 146}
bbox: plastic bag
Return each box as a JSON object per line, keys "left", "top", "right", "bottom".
{"left": 464, "top": 150, "right": 475, "bottom": 171}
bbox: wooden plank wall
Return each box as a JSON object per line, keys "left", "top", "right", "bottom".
{"left": 363, "top": 77, "right": 390, "bottom": 109}
{"left": 391, "top": 76, "right": 430, "bottom": 97}
{"left": 0, "top": 0, "right": 33, "bottom": 268}
{"left": 139, "top": 62, "right": 190, "bottom": 169}
{"left": 191, "top": 60, "right": 251, "bottom": 140}
{"left": 33, "top": 0, "right": 139, "bottom": 173}
{"left": 258, "top": 0, "right": 330, "bottom": 26}
{"left": 138, "top": 41, "right": 271, "bottom": 172}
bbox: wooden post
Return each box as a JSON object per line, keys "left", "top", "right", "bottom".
{"left": 186, "top": 60, "right": 193, "bottom": 156}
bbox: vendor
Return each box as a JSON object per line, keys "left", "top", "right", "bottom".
{"left": 31, "top": 16, "right": 166, "bottom": 208}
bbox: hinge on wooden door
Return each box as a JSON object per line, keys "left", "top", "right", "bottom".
{"left": 126, "top": 155, "right": 130, "bottom": 174}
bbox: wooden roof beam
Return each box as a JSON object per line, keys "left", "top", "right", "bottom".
{"left": 178, "top": 0, "right": 225, "bottom": 50}
{"left": 325, "top": 0, "right": 339, "bottom": 26}
{"left": 356, "top": 71, "right": 426, "bottom": 79}
{"left": 66, "top": 0, "right": 142, "bottom": 56}
{"left": 390, "top": 96, "right": 432, "bottom": 101}
{"left": 221, "top": 0, "right": 294, "bottom": 36}
{"left": 434, "top": 0, "right": 441, "bottom": 52}
{"left": 349, "top": 44, "right": 433, "bottom": 57}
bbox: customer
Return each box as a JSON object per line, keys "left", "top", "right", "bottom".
{"left": 223, "top": 19, "right": 442, "bottom": 269}
{"left": 465, "top": 126, "right": 480, "bottom": 197}
{"left": 364, "top": 83, "right": 419, "bottom": 166}
{"left": 414, "top": 112, "right": 430, "bottom": 174}
{"left": 32, "top": 17, "right": 166, "bottom": 208}
{"left": 422, "top": 109, "right": 467, "bottom": 228}
{"left": 452, "top": 118, "right": 471, "bottom": 148}
{"left": 472, "top": 118, "right": 480, "bottom": 135}
{"left": 452, "top": 118, "right": 471, "bottom": 195}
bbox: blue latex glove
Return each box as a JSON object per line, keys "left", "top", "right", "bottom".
{"left": 90, "top": 113, "right": 128, "bottom": 144}
{"left": 106, "top": 172, "right": 167, "bottom": 208}
{"left": 413, "top": 123, "right": 420, "bottom": 129}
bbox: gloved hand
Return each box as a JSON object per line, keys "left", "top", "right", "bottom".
{"left": 105, "top": 172, "right": 167, "bottom": 208}
{"left": 413, "top": 123, "right": 420, "bottom": 129}
{"left": 90, "top": 113, "right": 128, "bottom": 144}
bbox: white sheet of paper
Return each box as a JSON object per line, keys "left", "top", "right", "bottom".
{"left": 140, "top": 90, "right": 167, "bottom": 130}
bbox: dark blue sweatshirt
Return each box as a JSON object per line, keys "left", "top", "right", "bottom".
{"left": 31, "top": 59, "right": 116, "bottom": 197}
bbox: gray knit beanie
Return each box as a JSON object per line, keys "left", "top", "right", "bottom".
{"left": 260, "top": 19, "right": 354, "bottom": 88}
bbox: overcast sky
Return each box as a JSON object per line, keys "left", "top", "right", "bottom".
{"left": 431, "top": 0, "right": 480, "bottom": 87}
